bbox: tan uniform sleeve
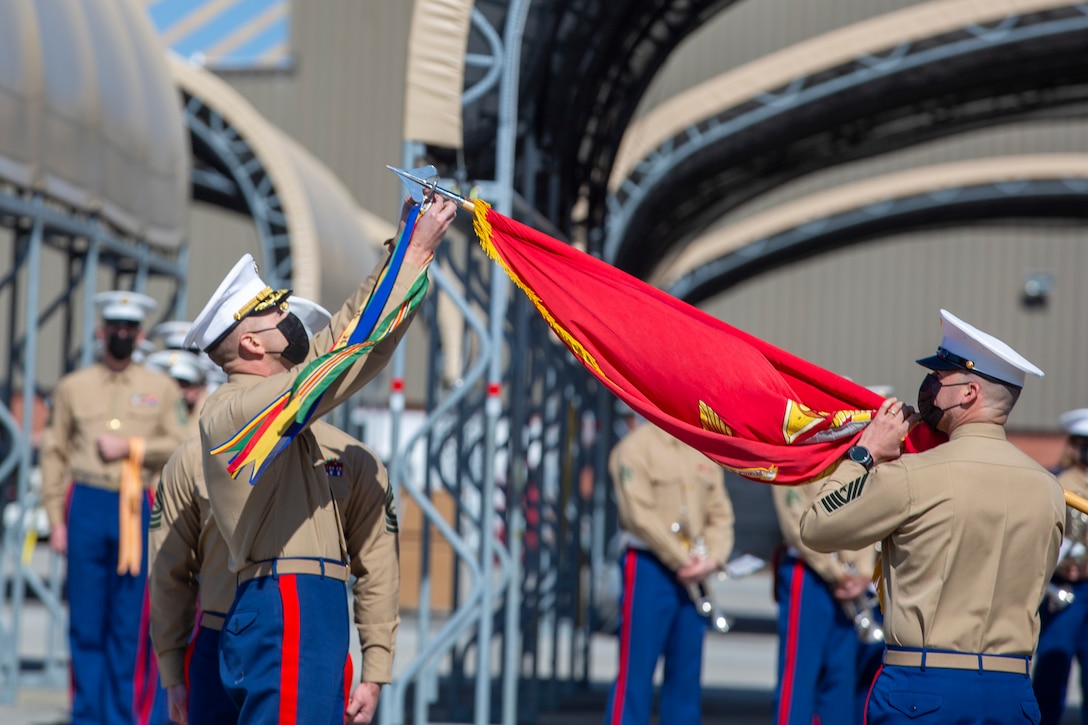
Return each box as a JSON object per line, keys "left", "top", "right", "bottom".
{"left": 139, "top": 377, "right": 185, "bottom": 472}
{"left": 40, "top": 381, "right": 73, "bottom": 528}
{"left": 228, "top": 257, "right": 428, "bottom": 434}
{"left": 308, "top": 258, "right": 425, "bottom": 420}
{"left": 773, "top": 482, "right": 846, "bottom": 585}
{"left": 800, "top": 459, "right": 911, "bottom": 554}
{"left": 609, "top": 437, "right": 689, "bottom": 571}
{"left": 148, "top": 442, "right": 201, "bottom": 687}
{"left": 341, "top": 447, "right": 399, "bottom": 684}
{"left": 702, "top": 474, "right": 735, "bottom": 567}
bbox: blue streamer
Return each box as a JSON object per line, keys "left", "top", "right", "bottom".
{"left": 349, "top": 205, "right": 419, "bottom": 345}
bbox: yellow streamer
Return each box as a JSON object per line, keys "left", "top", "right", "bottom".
{"left": 117, "top": 437, "right": 145, "bottom": 576}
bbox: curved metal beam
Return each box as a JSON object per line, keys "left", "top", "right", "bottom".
{"left": 182, "top": 91, "right": 294, "bottom": 289}
{"left": 605, "top": 0, "right": 1088, "bottom": 272}
{"left": 657, "top": 155, "right": 1088, "bottom": 302}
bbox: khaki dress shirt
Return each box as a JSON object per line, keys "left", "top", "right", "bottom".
{"left": 772, "top": 481, "right": 874, "bottom": 585}
{"left": 609, "top": 422, "right": 735, "bottom": 570}
{"left": 40, "top": 362, "right": 184, "bottom": 527}
{"left": 800, "top": 423, "right": 1065, "bottom": 655}
{"left": 200, "top": 254, "right": 422, "bottom": 573}
{"left": 149, "top": 423, "right": 400, "bottom": 687}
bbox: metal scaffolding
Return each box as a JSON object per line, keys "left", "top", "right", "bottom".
{"left": 0, "top": 191, "right": 186, "bottom": 703}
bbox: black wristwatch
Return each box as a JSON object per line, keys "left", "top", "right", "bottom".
{"left": 846, "top": 445, "right": 874, "bottom": 471}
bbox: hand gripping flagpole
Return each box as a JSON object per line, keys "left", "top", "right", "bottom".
{"left": 386, "top": 165, "right": 477, "bottom": 212}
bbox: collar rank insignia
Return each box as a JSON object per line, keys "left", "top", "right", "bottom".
{"left": 324, "top": 458, "right": 344, "bottom": 477}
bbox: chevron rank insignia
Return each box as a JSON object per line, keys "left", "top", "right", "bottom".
{"left": 384, "top": 485, "right": 399, "bottom": 534}
{"left": 819, "top": 474, "right": 868, "bottom": 514}
{"left": 149, "top": 482, "right": 164, "bottom": 530}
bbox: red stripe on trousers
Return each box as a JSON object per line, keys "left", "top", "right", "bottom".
{"left": 344, "top": 653, "right": 354, "bottom": 709}
{"left": 777, "top": 560, "right": 806, "bottom": 725}
{"left": 134, "top": 522, "right": 157, "bottom": 725}
{"left": 279, "top": 575, "right": 301, "bottom": 724}
{"left": 610, "top": 550, "right": 639, "bottom": 725}
{"left": 65, "top": 484, "right": 75, "bottom": 704}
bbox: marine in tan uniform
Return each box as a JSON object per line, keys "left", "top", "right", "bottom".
{"left": 799, "top": 309, "right": 1065, "bottom": 724}
{"left": 1032, "top": 408, "right": 1088, "bottom": 724}
{"left": 604, "top": 420, "right": 735, "bottom": 725}
{"left": 39, "top": 290, "right": 184, "bottom": 725}
{"left": 144, "top": 347, "right": 207, "bottom": 439}
{"left": 772, "top": 482, "right": 877, "bottom": 724}
{"left": 149, "top": 422, "right": 399, "bottom": 725}
{"left": 182, "top": 195, "right": 453, "bottom": 723}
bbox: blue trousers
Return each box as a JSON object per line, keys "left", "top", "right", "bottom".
{"left": 67, "top": 483, "right": 162, "bottom": 725}
{"left": 604, "top": 548, "right": 707, "bottom": 725}
{"left": 188, "top": 625, "right": 240, "bottom": 724}
{"left": 868, "top": 652, "right": 1039, "bottom": 724}
{"left": 1032, "top": 579, "right": 1088, "bottom": 725}
{"left": 774, "top": 555, "right": 858, "bottom": 725}
{"left": 219, "top": 566, "right": 350, "bottom": 724}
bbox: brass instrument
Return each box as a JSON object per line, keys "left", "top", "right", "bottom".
{"left": 1046, "top": 582, "right": 1076, "bottom": 612}
{"left": 669, "top": 521, "right": 762, "bottom": 634}
{"left": 841, "top": 562, "right": 884, "bottom": 645}
{"left": 1048, "top": 507, "right": 1088, "bottom": 612}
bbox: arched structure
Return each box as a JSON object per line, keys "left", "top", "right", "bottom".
{"left": 0, "top": 0, "right": 189, "bottom": 702}
{"left": 456, "top": 0, "right": 742, "bottom": 238}
{"left": 169, "top": 55, "right": 385, "bottom": 309}
{"left": 655, "top": 155, "right": 1088, "bottom": 302}
{"left": 604, "top": 0, "right": 1088, "bottom": 275}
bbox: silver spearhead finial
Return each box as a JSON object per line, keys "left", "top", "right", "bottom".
{"left": 385, "top": 165, "right": 476, "bottom": 211}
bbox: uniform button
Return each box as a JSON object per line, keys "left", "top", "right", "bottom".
{"left": 911, "top": 704, "right": 917, "bottom": 712}
{"left": 108, "top": 418, "right": 121, "bottom": 430}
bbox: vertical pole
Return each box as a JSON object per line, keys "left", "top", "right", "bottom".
{"left": 174, "top": 244, "right": 189, "bottom": 318}
{"left": 79, "top": 230, "right": 101, "bottom": 369}
{"left": 488, "top": 3, "right": 531, "bottom": 724}
{"left": 10, "top": 209, "right": 45, "bottom": 700}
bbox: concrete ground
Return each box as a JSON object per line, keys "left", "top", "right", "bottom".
{"left": 1, "top": 555, "right": 1084, "bottom": 724}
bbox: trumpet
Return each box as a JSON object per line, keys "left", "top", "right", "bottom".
{"left": 692, "top": 553, "right": 768, "bottom": 634}
{"left": 1046, "top": 582, "right": 1076, "bottom": 612}
{"left": 841, "top": 562, "right": 884, "bottom": 645}
{"left": 1048, "top": 507, "right": 1088, "bottom": 612}
{"left": 670, "top": 522, "right": 763, "bottom": 634}
{"left": 842, "top": 587, "right": 885, "bottom": 645}
{"left": 693, "top": 581, "right": 734, "bottom": 634}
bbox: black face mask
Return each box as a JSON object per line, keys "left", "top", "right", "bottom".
{"left": 270, "top": 313, "right": 310, "bottom": 365}
{"left": 106, "top": 332, "right": 136, "bottom": 360}
{"left": 916, "top": 372, "right": 971, "bottom": 430}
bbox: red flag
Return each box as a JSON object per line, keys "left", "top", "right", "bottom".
{"left": 472, "top": 201, "right": 940, "bottom": 484}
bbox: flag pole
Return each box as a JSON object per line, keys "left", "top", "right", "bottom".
{"left": 385, "top": 165, "right": 477, "bottom": 212}
{"left": 1066, "top": 489, "right": 1088, "bottom": 516}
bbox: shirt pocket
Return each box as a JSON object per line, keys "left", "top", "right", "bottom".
{"left": 126, "top": 392, "right": 166, "bottom": 430}
{"left": 72, "top": 395, "right": 110, "bottom": 435}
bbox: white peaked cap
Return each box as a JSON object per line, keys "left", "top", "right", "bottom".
{"left": 145, "top": 349, "right": 206, "bottom": 386}
{"left": 151, "top": 320, "right": 193, "bottom": 350}
{"left": 94, "top": 290, "right": 157, "bottom": 324}
{"left": 1060, "top": 409, "right": 1088, "bottom": 437}
{"left": 915, "top": 309, "right": 1043, "bottom": 388}
{"left": 287, "top": 297, "right": 332, "bottom": 338}
{"left": 183, "top": 254, "right": 291, "bottom": 352}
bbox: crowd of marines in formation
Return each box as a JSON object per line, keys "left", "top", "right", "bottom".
{"left": 37, "top": 188, "right": 1088, "bottom": 724}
